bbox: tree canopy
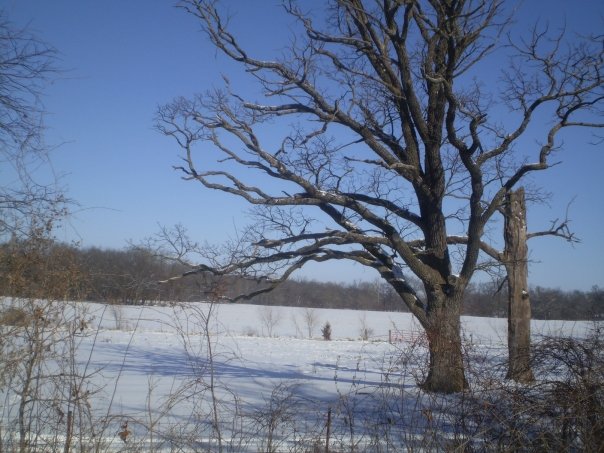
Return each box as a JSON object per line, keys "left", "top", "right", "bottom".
{"left": 157, "top": 0, "right": 603, "bottom": 392}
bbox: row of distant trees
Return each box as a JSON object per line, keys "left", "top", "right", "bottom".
{"left": 0, "top": 239, "right": 601, "bottom": 320}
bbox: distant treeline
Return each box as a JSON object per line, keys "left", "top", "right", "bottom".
{"left": 1, "top": 240, "right": 602, "bottom": 320}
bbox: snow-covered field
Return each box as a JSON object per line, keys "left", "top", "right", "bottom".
{"left": 1, "top": 299, "right": 598, "bottom": 451}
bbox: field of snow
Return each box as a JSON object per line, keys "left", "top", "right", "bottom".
{"left": 1, "top": 299, "right": 598, "bottom": 451}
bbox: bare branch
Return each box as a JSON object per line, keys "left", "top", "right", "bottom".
{"left": 158, "top": 3, "right": 602, "bottom": 384}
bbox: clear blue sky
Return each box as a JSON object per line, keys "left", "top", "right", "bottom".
{"left": 4, "top": 0, "right": 603, "bottom": 290}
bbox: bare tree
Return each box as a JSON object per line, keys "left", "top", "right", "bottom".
{"left": 0, "top": 11, "right": 65, "bottom": 240}
{"left": 302, "top": 307, "right": 319, "bottom": 339}
{"left": 157, "top": 1, "right": 603, "bottom": 392}
{"left": 258, "top": 305, "right": 282, "bottom": 338}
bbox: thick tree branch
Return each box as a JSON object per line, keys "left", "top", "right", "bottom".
{"left": 159, "top": 0, "right": 602, "bottom": 336}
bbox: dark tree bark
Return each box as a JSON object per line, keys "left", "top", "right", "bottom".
{"left": 424, "top": 290, "right": 467, "bottom": 392}
{"left": 156, "top": 1, "right": 604, "bottom": 393}
{"left": 504, "top": 188, "right": 534, "bottom": 382}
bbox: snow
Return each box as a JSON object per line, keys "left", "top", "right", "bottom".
{"left": 62, "top": 302, "right": 595, "bottom": 413}
{"left": 1, "top": 299, "right": 598, "bottom": 451}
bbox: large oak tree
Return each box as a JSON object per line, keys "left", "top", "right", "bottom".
{"left": 157, "top": 0, "right": 603, "bottom": 392}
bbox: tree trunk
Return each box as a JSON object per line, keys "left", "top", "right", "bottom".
{"left": 504, "top": 188, "right": 534, "bottom": 382}
{"left": 422, "top": 291, "right": 468, "bottom": 393}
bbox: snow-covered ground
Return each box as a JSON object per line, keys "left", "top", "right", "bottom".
{"left": 1, "top": 299, "right": 598, "bottom": 451}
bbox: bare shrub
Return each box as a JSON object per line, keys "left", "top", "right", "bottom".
{"left": 109, "top": 304, "right": 126, "bottom": 330}
{"left": 303, "top": 307, "right": 319, "bottom": 339}
{"left": 457, "top": 326, "right": 604, "bottom": 452}
{"left": 0, "top": 201, "right": 106, "bottom": 452}
{"left": 258, "top": 305, "right": 282, "bottom": 338}
{"left": 0, "top": 299, "right": 103, "bottom": 453}
{"left": 251, "top": 383, "right": 299, "bottom": 453}
{"left": 358, "top": 314, "right": 374, "bottom": 341}
{"left": 527, "top": 328, "right": 603, "bottom": 450}
{"left": 291, "top": 313, "right": 303, "bottom": 338}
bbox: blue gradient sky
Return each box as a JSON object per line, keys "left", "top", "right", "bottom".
{"left": 4, "top": 1, "right": 603, "bottom": 290}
